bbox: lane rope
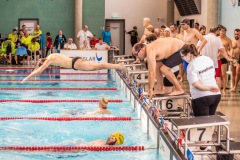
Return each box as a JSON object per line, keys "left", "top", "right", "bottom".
{"left": 0, "top": 73, "right": 109, "bottom": 75}
{"left": 0, "top": 88, "right": 116, "bottom": 91}
{"left": 0, "top": 117, "right": 131, "bottom": 121}
{"left": 0, "top": 99, "right": 123, "bottom": 103}
{"left": 0, "top": 146, "right": 145, "bottom": 151}
{"left": 0, "top": 80, "right": 111, "bottom": 82}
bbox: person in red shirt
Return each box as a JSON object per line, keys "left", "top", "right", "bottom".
{"left": 90, "top": 35, "right": 99, "bottom": 49}
{"left": 46, "top": 32, "right": 52, "bottom": 57}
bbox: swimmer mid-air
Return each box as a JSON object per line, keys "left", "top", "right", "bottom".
{"left": 21, "top": 53, "right": 128, "bottom": 83}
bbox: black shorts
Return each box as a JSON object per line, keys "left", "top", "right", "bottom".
{"left": 191, "top": 94, "right": 221, "bottom": 117}
{"left": 161, "top": 50, "right": 182, "bottom": 68}
{"left": 27, "top": 50, "right": 40, "bottom": 56}
{"left": 164, "top": 71, "right": 179, "bottom": 87}
{"left": 220, "top": 58, "right": 227, "bottom": 64}
{"left": 5, "top": 51, "right": 12, "bottom": 55}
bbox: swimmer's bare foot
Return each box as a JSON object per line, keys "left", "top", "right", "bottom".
{"left": 168, "top": 90, "right": 185, "bottom": 96}
{"left": 229, "top": 88, "right": 236, "bottom": 92}
{"left": 222, "top": 90, "right": 226, "bottom": 94}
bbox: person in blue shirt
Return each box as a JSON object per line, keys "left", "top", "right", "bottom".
{"left": 102, "top": 26, "right": 112, "bottom": 46}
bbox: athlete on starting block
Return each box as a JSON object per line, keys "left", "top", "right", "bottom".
{"left": 21, "top": 54, "right": 127, "bottom": 83}
{"left": 132, "top": 38, "right": 185, "bottom": 98}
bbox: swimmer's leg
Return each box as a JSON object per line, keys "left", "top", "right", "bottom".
{"left": 160, "top": 65, "right": 184, "bottom": 96}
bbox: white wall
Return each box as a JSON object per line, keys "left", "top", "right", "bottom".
{"left": 174, "top": 0, "right": 208, "bottom": 27}
{"left": 105, "top": 0, "right": 168, "bottom": 55}
{"left": 219, "top": 0, "right": 240, "bottom": 38}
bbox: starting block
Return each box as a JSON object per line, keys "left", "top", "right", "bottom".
{"left": 124, "top": 63, "right": 144, "bottom": 71}
{"left": 135, "top": 79, "right": 157, "bottom": 94}
{"left": 170, "top": 115, "right": 230, "bottom": 157}
{"left": 127, "top": 70, "right": 148, "bottom": 81}
{"left": 152, "top": 94, "right": 191, "bottom": 119}
{"left": 113, "top": 55, "right": 131, "bottom": 63}
{"left": 116, "top": 58, "right": 135, "bottom": 64}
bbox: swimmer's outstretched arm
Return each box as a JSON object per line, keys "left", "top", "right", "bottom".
{"left": 21, "top": 59, "right": 52, "bottom": 84}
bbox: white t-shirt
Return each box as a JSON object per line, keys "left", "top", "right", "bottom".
{"left": 95, "top": 43, "right": 109, "bottom": 50}
{"left": 197, "top": 33, "right": 224, "bottom": 68}
{"left": 64, "top": 43, "right": 77, "bottom": 50}
{"left": 187, "top": 56, "right": 220, "bottom": 99}
{"left": 76, "top": 30, "right": 93, "bottom": 48}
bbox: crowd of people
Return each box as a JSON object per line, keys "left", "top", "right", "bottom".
{"left": 0, "top": 24, "right": 114, "bottom": 65}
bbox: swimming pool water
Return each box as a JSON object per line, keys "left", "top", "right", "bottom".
{"left": 0, "top": 69, "right": 164, "bottom": 160}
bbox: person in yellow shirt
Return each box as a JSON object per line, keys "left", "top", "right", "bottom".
{"left": 21, "top": 31, "right": 35, "bottom": 48}
{"left": 2, "top": 38, "right": 17, "bottom": 64}
{"left": 28, "top": 38, "right": 40, "bottom": 64}
{"left": 8, "top": 29, "right": 18, "bottom": 43}
{"left": 33, "top": 25, "right": 42, "bottom": 44}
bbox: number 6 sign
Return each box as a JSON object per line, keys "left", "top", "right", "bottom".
{"left": 162, "top": 99, "right": 178, "bottom": 110}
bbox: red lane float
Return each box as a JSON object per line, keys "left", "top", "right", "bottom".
{"left": 0, "top": 99, "right": 123, "bottom": 103}
{"left": 0, "top": 88, "right": 116, "bottom": 91}
{"left": 0, "top": 117, "right": 131, "bottom": 121}
{"left": 0, "top": 80, "right": 111, "bottom": 82}
{"left": 0, "top": 146, "right": 145, "bottom": 151}
{"left": 0, "top": 73, "right": 109, "bottom": 75}
{"left": 0, "top": 67, "right": 69, "bottom": 70}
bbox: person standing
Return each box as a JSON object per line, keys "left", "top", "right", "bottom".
{"left": 46, "top": 32, "right": 52, "bottom": 57}
{"left": 218, "top": 27, "right": 233, "bottom": 94}
{"left": 33, "top": 25, "right": 42, "bottom": 44}
{"left": 180, "top": 44, "right": 221, "bottom": 116}
{"left": 230, "top": 29, "right": 240, "bottom": 92}
{"left": 125, "top": 26, "right": 139, "bottom": 47}
{"left": 53, "top": 30, "right": 67, "bottom": 50}
{"left": 77, "top": 25, "right": 93, "bottom": 49}
{"left": 102, "top": 26, "right": 112, "bottom": 46}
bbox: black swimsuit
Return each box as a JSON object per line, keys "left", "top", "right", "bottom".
{"left": 72, "top": 57, "right": 82, "bottom": 70}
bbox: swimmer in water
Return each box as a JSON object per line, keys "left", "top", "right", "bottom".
{"left": 65, "top": 97, "right": 110, "bottom": 116}
{"left": 76, "top": 132, "right": 124, "bottom": 146}
{"left": 21, "top": 53, "right": 127, "bottom": 83}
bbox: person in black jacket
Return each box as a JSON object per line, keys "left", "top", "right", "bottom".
{"left": 53, "top": 30, "right": 67, "bottom": 49}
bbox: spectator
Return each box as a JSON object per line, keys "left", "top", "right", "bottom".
{"left": 125, "top": 26, "right": 139, "bottom": 47}
{"left": 169, "top": 23, "right": 177, "bottom": 37}
{"left": 164, "top": 28, "right": 171, "bottom": 37}
{"left": 28, "top": 38, "right": 40, "bottom": 64}
{"left": 102, "top": 26, "right": 112, "bottom": 46}
{"left": 77, "top": 25, "right": 93, "bottom": 49}
{"left": 33, "top": 25, "right": 42, "bottom": 44}
{"left": 22, "top": 25, "right": 26, "bottom": 33}
{"left": 80, "top": 40, "right": 91, "bottom": 50}
{"left": 194, "top": 22, "right": 200, "bottom": 31}
{"left": 53, "top": 30, "right": 67, "bottom": 50}
{"left": 64, "top": 38, "right": 77, "bottom": 50}
{"left": 8, "top": 29, "right": 18, "bottom": 43}
{"left": 2, "top": 38, "right": 16, "bottom": 64}
{"left": 21, "top": 31, "right": 38, "bottom": 48}
{"left": 95, "top": 38, "right": 110, "bottom": 50}
{"left": 46, "top": 32, "right": 52, "bottom": 57}
{"left": 90, "top": 35, "right": 99, "bottom": 48}
{"left": 200, "top": 25, "right": 207, "bottom": 35}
